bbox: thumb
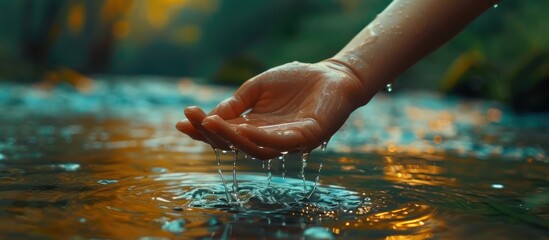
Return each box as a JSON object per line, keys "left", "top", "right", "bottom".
{"left": 208, "top": 76, "right": 262, "bottom": 119}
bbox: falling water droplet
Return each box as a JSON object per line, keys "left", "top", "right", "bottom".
{"left": 321, "top": 141, "right": 328, "bottom": 151}
{"left": 280, "top": 151, "right": 288, "bottom": 179}
{"left": 386, "top": 83, "right": 393, "bottom": 92}
{"left": 301, "top": 152, "right": 310, "bottom": 196}
{"left": 493, "top": 3, "right": 498, "bottom": 8}
{"left": 214, "top": 148, "right": 232, "bottom": 203}
{"left": 229, "top": 145, "right": 239, "bottom": 193}
{"left": 307, "top": 162, "right": 323, "bottom": 199}
{"left": 267, "top": 159, "right": 272, "bottom": 188}
{"left": 214, "top": 148, "right": 221, "bottom": 164}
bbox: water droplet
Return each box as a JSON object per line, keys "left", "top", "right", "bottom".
{"left": 280, "top": 152, "right": 288, "bottom": 179}
{"left": 368, "top": 27, "right": 378, "bottom": 38}
{"left": 348, "top": 56, "right": 360, "bottom": 66}
{"left": 386, "top": 83, "right": 393, "bottom": 92}
{"left": 307, "top": 162, "right": 323, "bottom": 199}
{"left": 321, "top": 141, "right": 328, "bottom": 151}
{"left": 301, "top": 152, "right": 310, "bottom": 195}
{"left": 266, "top": 159, "right": 272, "bottom": 188}
{"left": 493, "top": 3, "right": 498, "bottom": 8}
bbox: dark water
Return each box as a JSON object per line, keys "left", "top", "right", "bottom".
{"left": 0, "top": 80, "right": 548, "bottom": 239}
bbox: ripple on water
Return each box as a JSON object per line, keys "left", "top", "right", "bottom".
{"left": 102, "top": 171, "right": 437, "bottom": 237}
{"left": 156, "top": 172, "right": 370, "bottom": 215}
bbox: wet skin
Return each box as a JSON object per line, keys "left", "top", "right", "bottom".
{"left": 176, "top": 61, "right": 364, "bottom": 160}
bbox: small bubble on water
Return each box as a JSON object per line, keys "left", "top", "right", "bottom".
{"left": 98, "top": 179, "right": 118, "bottom": 185}
{"left": 303, "top": 227, "right": 335, "bottom": 240}
{"left": 162, "top": 219, "right": 186, "bottom": 234}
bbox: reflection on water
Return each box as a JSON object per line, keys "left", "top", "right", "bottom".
{"left": 0, "top": 79, "right": 548, "bottom": 239}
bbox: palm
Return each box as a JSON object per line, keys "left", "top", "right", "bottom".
{"left": 176, "top": 61, "right": 363, "bottom": 160}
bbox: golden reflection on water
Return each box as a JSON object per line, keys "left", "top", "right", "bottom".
{"left": 382, "top": 156, "right": 455, "bottom": 186}
{"left": 322, "top": 203, "right": 436, "bottom": 239}
{"left": 2, "top": 113, "right": 547, "bottom": 239}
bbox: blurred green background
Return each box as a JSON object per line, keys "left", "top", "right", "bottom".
{"left": 0, "top": 0, "right": 547, "bottom": 111}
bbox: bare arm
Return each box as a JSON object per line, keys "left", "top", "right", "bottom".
{"left": 331, "top": 0, "right": 498, "bottom": 107}
{"left": 177, "top": 0, "right": 499, "bottom": 159}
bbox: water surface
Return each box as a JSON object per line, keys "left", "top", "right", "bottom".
{"left": 0, "top": 79, "right": 547, "bottom": 239}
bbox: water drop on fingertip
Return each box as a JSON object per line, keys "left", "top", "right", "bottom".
{"left": 386, "top": 83, "right": 393, "bottom": 92}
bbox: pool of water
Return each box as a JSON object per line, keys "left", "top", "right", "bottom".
{"left": 0, "top": 79, "right": 548, "bottom": 239}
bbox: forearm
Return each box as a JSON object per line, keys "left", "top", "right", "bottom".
{"left": 330, "top": 0, "right": 498, "bottom": 106}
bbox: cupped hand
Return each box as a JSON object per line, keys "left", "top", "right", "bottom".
{"left": 176, "top": 60, "right": 370, "bottom": 160}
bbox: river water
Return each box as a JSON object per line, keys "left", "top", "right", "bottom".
{"left": 0, "top": 79, "right": 547, "bottom": 239}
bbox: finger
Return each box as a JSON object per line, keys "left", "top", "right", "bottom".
{"left": 175, "top": 119, "right": 207, "bottom": 142}
{"left": 237, "top": 119, "right": 324, "bottom": 152}
{"left": 184, "top": 106, "right": 230, "bottom": 150}
{"left": 202, "top": 115, "right": 281, "bottom": 160}
{"left": 209, "top": 76, "right": 262, "bottom": 119}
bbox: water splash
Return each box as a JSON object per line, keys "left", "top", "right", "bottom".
{"left": 214, "top": 148, "right": 232, "bottom": 203}
{"left": 229, "top": 145, "right": 239, "bottom": 193}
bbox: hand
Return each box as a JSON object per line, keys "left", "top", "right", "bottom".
{"left": 176, "top": 60, "right": 370, "bottom": 160}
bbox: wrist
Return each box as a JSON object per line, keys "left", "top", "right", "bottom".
{"left": 321, "top": 58, "right": 377, "bottom": 109}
